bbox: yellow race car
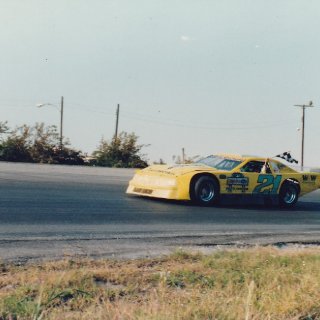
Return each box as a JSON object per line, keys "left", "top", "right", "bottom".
{"left": 126, "top": 154, "right": 320, "bottom": 207}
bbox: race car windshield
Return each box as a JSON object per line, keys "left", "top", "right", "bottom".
{"left": 197, "top": 156, "right": 243, "bottom": 171}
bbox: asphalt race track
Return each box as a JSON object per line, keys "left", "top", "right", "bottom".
{"left": 1, "top": 162, "right": 320, "bottom": 262}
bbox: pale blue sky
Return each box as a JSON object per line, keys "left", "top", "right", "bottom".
{"left": 1, "top": 0, "right": 320, "bottom": 165}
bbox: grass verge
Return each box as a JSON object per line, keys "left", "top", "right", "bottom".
{"left": 1, "top": 247, "right": 320, "bottom": 319}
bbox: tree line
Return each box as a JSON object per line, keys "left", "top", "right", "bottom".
{"left": 0, "top": 121, "right": 148, "bottom": 168}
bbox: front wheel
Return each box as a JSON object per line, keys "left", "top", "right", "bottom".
{"left": 191, "top": 176, "right": 220, "bottom": 206}
{"left": 279, "top": 182, "right": 299, "bottom": 208}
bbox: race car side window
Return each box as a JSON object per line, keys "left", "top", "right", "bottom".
{"left": 240, "top": 161, "right": 264, "bottom": 173}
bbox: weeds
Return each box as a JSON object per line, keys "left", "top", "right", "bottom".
{"left": 1, "top": 247, "right": 320, "bottom": 319}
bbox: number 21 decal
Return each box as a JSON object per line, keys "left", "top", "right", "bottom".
{"left": 253, "top": 175, "right": 282, "bottom": 194}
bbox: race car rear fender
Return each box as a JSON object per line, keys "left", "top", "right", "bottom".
{"left": 280, "top": 178, "right": 301, "bottom": 194}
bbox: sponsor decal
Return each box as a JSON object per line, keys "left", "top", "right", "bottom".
{"left": 302, "top": 175, "right": 316, "bottom": 184}
{"left": 226, "top": 173, "right": 249, "bottom": 193}
{"left": 253, "top": 175, "right": 282, "bottom": 194}
{"left": 133, "top": 187, "right": 153, "bottom": 195}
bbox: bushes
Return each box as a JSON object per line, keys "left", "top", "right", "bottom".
{"left": 92, "top": 132, "right": 148, "bottom": 168}
{"left": 0, "top": 122, "right": 84, "bottom": 165}
{"left": 0, "top": 122, "right": 148, "bottom": 168}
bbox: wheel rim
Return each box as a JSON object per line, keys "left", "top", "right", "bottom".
{"left": 283, "top": 186, "right": 297, "bottom": 204}
{"left": 199, "top": 182, "right": 215, "bottom": 202}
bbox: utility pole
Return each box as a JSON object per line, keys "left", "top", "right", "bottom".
{"left": 60, "top": 96, "right": 64, "bottom": 149}
{"left": 294, "top": 101, "right": 315, "bottom": 170}
{"left": 114, "top": 104, "right": 120, "bottom": 139}
{"left": 182, "top": 148, "right": 185, "bottom": 163}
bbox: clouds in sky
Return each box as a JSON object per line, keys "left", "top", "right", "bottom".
{"left": 180, "top": 35, "right": 194, "bottom": 42}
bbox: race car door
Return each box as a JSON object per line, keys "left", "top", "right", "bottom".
{"left": 251, "top": 160, "right": 283, "bottom": 195}
{"left": 224, "top": 160, "right": 265, "bottom": 195}
{"left": 238, "top": 160, "right": 282, "bottom": 195}
{"left": 224, "top": 160, "right": 278, "bottom": 195}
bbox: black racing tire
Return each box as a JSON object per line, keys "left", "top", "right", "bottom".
{"left": 279, "top": 182, "right": 299, "bottom": 208}
{"left": 191, "top": 176, "right": 220, "bottom": 206}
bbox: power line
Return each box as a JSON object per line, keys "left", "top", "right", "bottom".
{"left": 121, "top": 113, "right": 295, "bottom": 130}
{"left": 0, "top": 100, "right": 303, "bottom": 131}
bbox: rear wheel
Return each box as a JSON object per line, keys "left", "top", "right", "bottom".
{"left": 279, "top": 182, "right": 299, "bottom": 208}
{"left": 191, "top": 176, "right": 220, "bottom": 206}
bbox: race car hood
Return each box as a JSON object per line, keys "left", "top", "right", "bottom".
{"left": 142, "top": 164, "right": 216, "bottom": 176}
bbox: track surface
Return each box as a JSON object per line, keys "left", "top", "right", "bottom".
{"left": 1, "top": 162, "right": 320, "bottom": 262}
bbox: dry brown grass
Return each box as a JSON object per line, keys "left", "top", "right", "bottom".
{"left": 1, "top": 247, "right": 320, "bottom": 319}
